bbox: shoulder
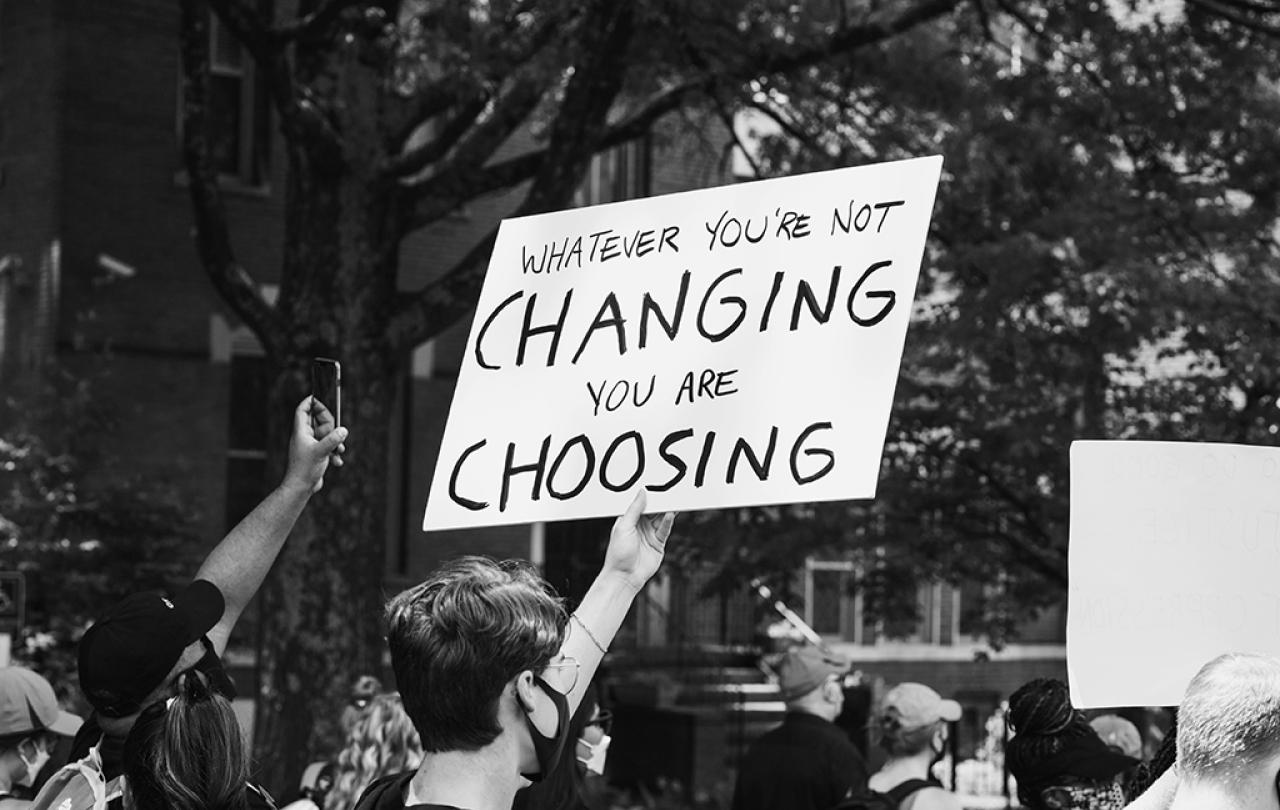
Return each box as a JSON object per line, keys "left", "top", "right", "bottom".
{"left": 354, "top": 771, "right": 416, "bottom": 810}
{"left": 903, "top": 786, "right": 961, "bottom": 810}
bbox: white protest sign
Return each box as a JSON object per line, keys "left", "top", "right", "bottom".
{"left": 1068, "top": 440, "right": 1280, "bottom": 708}
{"left": 424, "top": 156, "right": 943, "bottom": 530}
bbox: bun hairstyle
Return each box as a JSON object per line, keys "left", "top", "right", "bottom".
{"left": 124, "top": 669, "right": 250, "bottom": 810}
{"left": 1005, "top": 678, "right": 1093, "bottom": 775}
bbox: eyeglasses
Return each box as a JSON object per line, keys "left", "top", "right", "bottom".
{"left": 586, "top": 709, "right": 613, "bottom": 735}
{"left": 542, "top": 656, "right": 581, "bottom": 694}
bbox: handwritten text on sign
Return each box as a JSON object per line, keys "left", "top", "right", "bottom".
{"left": 424, "top": 156, "right": 944, "bottom": 530}
{"left": 1068, "top": 441, "right": 1280, "bottom": 708}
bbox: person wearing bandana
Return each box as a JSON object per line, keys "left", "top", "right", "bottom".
{"left": 1005, "top": 679, "right": 1136, "bottom": 810}
{"left": 354, "top": 492, "right": 674, "bottom": 810}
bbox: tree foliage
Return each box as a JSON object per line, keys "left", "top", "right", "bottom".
{"left": 177, "top": 0, "right": 1280, "bottom": 785}
{"left": 684, "top": 0, "right": 1280, "bottom": 644}
{"left": 0, "top": 373, "right": 199, "bottom": 705}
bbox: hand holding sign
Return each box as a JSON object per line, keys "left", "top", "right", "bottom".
{"left": 425, "top": 155, "right": 943, "bottom": 530}
{"left": 602, "top": 490, "right": 676, "bottom": 593}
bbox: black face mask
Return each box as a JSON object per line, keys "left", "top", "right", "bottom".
{"left": 520, "top": 676, "right": 572, "bottom": 783}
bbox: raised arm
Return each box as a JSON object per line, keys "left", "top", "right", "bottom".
{"left": 560, "top": 490, "right": 675, "bottom": 711}
{"left": 199, "top": 396, "right": 348, "bottom": 655}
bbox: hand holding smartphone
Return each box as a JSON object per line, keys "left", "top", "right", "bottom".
{"left": 311, "top": 357, "right": 341, "bottom": 436}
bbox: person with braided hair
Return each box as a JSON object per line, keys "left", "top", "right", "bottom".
{"left": 1005, "top": 679, "right": 1136, "bottom": 810}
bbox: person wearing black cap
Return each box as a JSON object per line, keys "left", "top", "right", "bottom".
{"left": 1005, "top": 678, "right": 1136, "bottom": 810}
{"left": 731, "top": 645, "right": 868, "bottom": 810}
{"left": 0, "top": 667, "right": 82, "bottom": 805}
{"left": 68, "top": 396, "right": 348, "bottom": 787}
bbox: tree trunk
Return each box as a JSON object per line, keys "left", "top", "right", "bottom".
{"left": 251, "top": 137, "right": 403, "bottom": 791}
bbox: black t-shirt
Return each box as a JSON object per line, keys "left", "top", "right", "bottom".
{"left": 731, "top": 712, "right": 870, "bottom": 810}
{"left": 354, "top": 772, "right": 466, "bottom": 810}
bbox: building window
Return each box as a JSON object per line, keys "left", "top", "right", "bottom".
{"left": 181, "top": 13, "right": 270, "bottom": 187}
{"left": 574, "top": 137, "right": 651, "bottom": 207}
{"left": 803, "top": 559, "right": 859, "bottom": 641}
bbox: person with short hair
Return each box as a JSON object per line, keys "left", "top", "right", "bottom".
{"left": 353, "top": 492, "right": 674, "bottom": 810}
{"left": 1168, "top": 653, "right": 1280, "bottom": 810}
{"left": 69, "top": 397, "right": 347, "bottom": 790}
{"left": 1006, "top": 678, "right": 1135, "bottom": 810}
{"left": 865, "top": 683, "right": 962, "bottom": 810}
{"left": 0, "top": 667, "right": 82, "bottom": 807}
{"left": 730, "top": 645, "right": 868, "bottom": 810}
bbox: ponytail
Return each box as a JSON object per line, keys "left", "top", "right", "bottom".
{"left": 125, "top": 670, "right": 249, "bottom": 810}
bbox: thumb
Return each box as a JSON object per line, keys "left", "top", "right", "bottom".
{"left": 621, "top": 489, "right": 648, "bottom": 527}
{"left": 318, "top": 426, "right": 348, "bottom": 453}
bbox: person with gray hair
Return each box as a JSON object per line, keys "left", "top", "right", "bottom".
{"left": 1167, "top": 653, "right": 1280, "bottom": 810}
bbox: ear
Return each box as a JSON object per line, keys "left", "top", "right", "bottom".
{"left": 1040, "top": 787, "right": 1070, "bottom": 810}
{"left": 514, "top": 670, "right": 539, "bottom": 713}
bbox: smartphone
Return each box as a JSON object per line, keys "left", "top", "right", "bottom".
{"left": 311, "top": 357, "right": 342, "bottom": 432}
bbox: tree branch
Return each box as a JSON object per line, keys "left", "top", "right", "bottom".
{"left": 205, "top": 0, "right": 343, "bottom": 153}
{"left": 380, "top": 94, "right": 491, "bottom": 179}
{"left": 746, "top": 0, "right": 966, "bottom": 77}
{"left": 265, "top": 0, "right": 362, "bottom": 41}
{"left": 384, "top": 1, "right": 573, "bottom": 152}
{"left": 399, "top": 78, "right": 705, "bottom": 232}
{"left": 1186, "top": 0, "right": 1280, "bottom": 36}
{"left": 389, "top": 0, "right": 968, "bottom": 348}
{"left": 180, "top": 0, "right": 284, "bottom": 356}
{"left": 388, "top": 0, "right": 636, "bottom": 350}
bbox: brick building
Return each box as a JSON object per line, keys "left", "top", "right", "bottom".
{"left": 0, "top": 0, "right": 1065, "bottom": 787}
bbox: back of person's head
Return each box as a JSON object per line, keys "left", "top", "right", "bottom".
{"left": 773, "top": 645, "right": 849, "bottom": 720}
{"left": 876, "top": 682, "right": 961, "bottom": 758}
{"left": 1088, "top": 715, "right": 1142, "bottom": 760}
{"left": 1178, "top": 653, "right": 1280, "bottom": 788}
{"left": 339, "top": 675, "right": 384, "bottom": 737}
{"left": 1006, "top": 678, "right": 1134, "bottom": 810}
{"left": 123, "top": 669, "right": 249, "bottom": 810}
{"left": 385, "top": 556, "right": 566, "bottom": 753}
{"left": 324, "top": 693, "right": 422, "bottom": 810}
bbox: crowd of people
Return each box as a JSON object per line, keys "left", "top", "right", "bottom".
{"left": 2, "top": 399, "right": 1278, "bottom": 810}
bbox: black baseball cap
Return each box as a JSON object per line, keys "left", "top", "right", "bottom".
{"left": 78, "top": 580, "right": 225, "bottom": 717}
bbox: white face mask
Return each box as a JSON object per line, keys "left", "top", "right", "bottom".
{"left": 577, "top": 734, "right": 611, "bottom": 775}
{"left": 17, "top": 739, "right": 51, "bottom": 788}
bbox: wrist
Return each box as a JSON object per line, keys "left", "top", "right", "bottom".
{"left": 597, "top": 567, "right": 647, "bottom": 596}
{"left": 278, "top": 474, "right": 315, "bottom": 499}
